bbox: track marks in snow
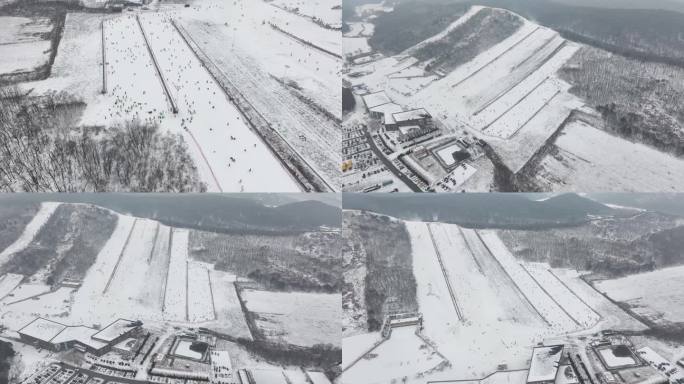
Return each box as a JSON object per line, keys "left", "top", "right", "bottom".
{"left": 164, "top": 228, "right": 189, "bottom": 321}
{"left": 524, "top": 264, "right": 601, "bottom": 328}
{"left": 138, "top": 14, "right": 300, "bottom": 193}
{"left": 477, "top": 230, "right": 579, "bottom": 331}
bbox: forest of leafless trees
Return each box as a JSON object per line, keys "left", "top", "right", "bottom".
{"left": 189, "top": 230, "right": 342, "bottom": 293}
{"left": 344, "top": 211, "right": 417, "bottom": 331}
{"left": 0, "top": 87, "right": 205, "bottom": 192}
{"left": 559, "top": 47, "right": 684, "bottom": 156}
{"left": 413, "top": 8, "right": 522, "bottom": 73}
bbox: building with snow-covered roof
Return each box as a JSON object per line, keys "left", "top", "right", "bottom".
{"left": 17, "top": 317, "right": 140, "bottom": 356}
{"left": 392, "top": 108, "right": 432, "bottom": 127}
{"left": 362, "top": 91, "right": 392, "bottom": 111}
{"left": 92, "top": 318, "right": 139, "bottom": 344}
{"left": 369, "top": 102, "right": 403, "bottom": 125}
{"left": 527, "top": 345, "right": 564, "bottom": 384}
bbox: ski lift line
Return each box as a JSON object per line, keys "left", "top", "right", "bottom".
{"left": 103, "top": 219, "right": 138, "bottom": 295}
{"left": 473, "top": 230, "right": 552, "bottom": 327}
{"left": 135, "top": 15, "right": 178, "bottom": 114}
{"left": 521, "top": 263, "right": 581, "bottom": 327}
{"left": 427, "top": 223, "right": 465, "bottom": 321}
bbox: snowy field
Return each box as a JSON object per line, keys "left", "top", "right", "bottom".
{"left": 344, "top": 37, "right": 372, "bottom": 57}
{"left": 544, "top": 269, "right": 646, "bottom": 332}
{"left": 20, "top": 0, "right": 341, "bottom": 192}
{"left": 340, "top": 325, "right": 447, "bottom": 384}
{"left": 139, "top": 13, "right": 301, "bottom": 192}
{"left": 21, "top": 13, "right": 106, "bottom": 99}
{"left": 308, "top": 371, "right": 333, "bottom": 384}
{"left": 0, "top": 202, "right": 60, "bottom": 268}
{"left": 537, "top": 121, "right": 684, "bottom": 192}
{"left": 0, "top": 16, "right": 52, "bottom": 45}
{"left": 164, "top": 228, "right": 189, "bottom": 322}
{"left": 283, "top": 369, "right": 310, "bottom": 384}
{"left": 181, "top": 18, "right": 341, "bottom": 190}
{"left": 595, "top": 265, "right": 684, "bottom": 325}
{"left": 522, "top": 263, "right": 601, "bottom": 328}
{"left": 0, "top": 16, "right": 52, "bottom": 74}
{"left": 138, "top": 224, "right": 172, "bottom": 311}
{"left": 411, "top": 21, "right": 581, "bottom": 142}
{"left": 0, "top": 273, "right": 23, "bottom": 300}
{"left": 477, "top": 230, "right": 578, "bottom": 331}
{"left": 345, "top": 220, "right": 648, "bottom": 383}
{"left": 187, "top": 261, "right": 215, "bottom": 323}
{"left": 271, "top": 0, "right": 341, "bottom": 27}
{"left": 68, "top": 213, "right": 135, "bottom": 323}
{"left": 372, "top": 222, "right": 554, "bottom": 382}
{"left": 209, "top": 270, "right": 252, "bottom": 339}
{"left": 241, "top": 289, "right": 340, "bottom": 347}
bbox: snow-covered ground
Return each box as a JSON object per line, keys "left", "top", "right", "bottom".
{"left": 406, "top": 223, "right": 556, "bottom": 380}
{"left": 308, "top": 370, "right": 333, "bottom": 384}
{"left": 345, "top": 5, "right": 684, "bottom": 192}
{"left": 405, "top": 6, "right": 483, "bottom": 54}
{"left": 0, "top": 273, "right": 23, "bottom": 300}
{"left": 536, "top": 120, "right": 684, "bottom": 192}
{"left": 344, "top": 220, "right": 641, "bottom": 383}
{"left": 187, "top": 261, "right": 215, "bottom": 323}
{"left": 0, "top": 202, "right": 60, "bottom": 268}
{"left": 0, "top": 16, "right": 52, "bottom": 74}
{"left": 340, "top": 325, "right": 446, "bottom": 384}
{"left": 595, "top": 265, "right": 684, "bottom": 325}
{"left": 241, "top": 289, "right": 340, "bottom": 347}
{"left": 209, "top": 270, "right": 252, "bottom": 339}
{"left": 344, "top": 37, "right": 372, "bottom": 57}
{"left": 22, "top": 13, "right": 106, "bottom": 99}
{"left": 522, "top": 263, "right": 601, "bottom": 328}
{"left": 271, "top": 0, "right": 341, "bottom": 27}
{"left": 548, "top": 268, "right": 646, "bottom": 332}
{"left": 164, "top": 228, "right": 189, "bottom": 322}
{"left": 181, "top": 18, "right": 341, "bottom": 190}
{"left": 477, "top": 230, "right": 579, "bottom": 331}
{"left": 16, "top": 0, "right": 341, "bottom": 192}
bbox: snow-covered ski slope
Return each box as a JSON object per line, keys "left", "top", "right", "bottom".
{"left": 395, "top": 7, "right": 582, "bottom": 140}
{"left": 0, "top": 204, "right": 252, "bottom": 337}
{"left": 19, "top": 0, "right": 342, "bottom": 192}
{"left": 345, "top": 220, "right": 643, "bottom": 383}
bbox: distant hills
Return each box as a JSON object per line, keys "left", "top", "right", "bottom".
{"left": 343, "top": 193, "right": 632, "bottom": 228}
{"left": 0, "top": 194, "right": 341, "bottom": 233}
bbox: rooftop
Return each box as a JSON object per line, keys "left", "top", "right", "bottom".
{"left": 92, "top": 318, "right": 137, "bottom": 342}
{"left": 362, "top": 91, "right": 392, "bottom": 109}
{"left": 19, "top": 318, "right": 67, "bottom": 342}
{"left": 51, "top": 326, "right": 106, "bottom": 350}
{"left": 392, "top": 108, "right": 431, "bottom": 123}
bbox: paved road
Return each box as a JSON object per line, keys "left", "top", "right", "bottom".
{"left": 363, "top": 128, "right": 422, "bottom": 192}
